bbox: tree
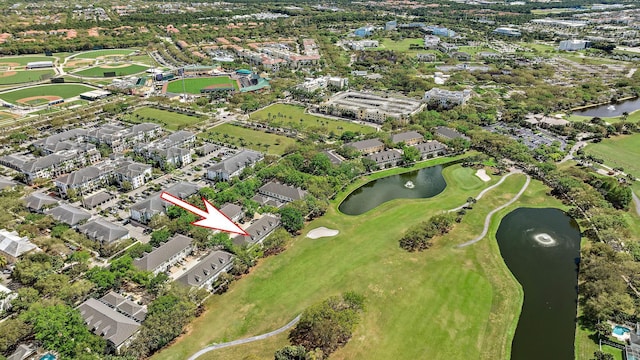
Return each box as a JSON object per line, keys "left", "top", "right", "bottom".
{"left": 289, "top": 292, "right": 365, "bottom": 359}
{"left": 150, "top": 229, "right": 171, "bottom": 247}
{"left": 401, "top": 146, "right": 420, "bottom": 165}
{"left": 20, "top": 301, "right": 106, "bottom": 358}
{"left": 274, "top": 345, "right": 308, "bottom": 360}
{"left": 593, "top": 351, "right": 614, "bottom": 360}
{"left": 121, "top": 181, "right": 133, "bottom": 191}
{"left": 0, "top": 255, "right": 6, "bottom": 269}
{"left": 0, "top": 318, "right": 32, "bottom": 354}
{"left": 280, "top": 206, "right": 304, "bottom": 233}
{"left": 11, "top": 287, "right": 40, "bottom": 312}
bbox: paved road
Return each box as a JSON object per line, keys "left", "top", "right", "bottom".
{"left": 633, "top": 192, "right": 640, "bottom": 217}
{"left": 186, "top": 315, "right": 301, "bottom": 360}
{"left": 448, "top": 170, "right": 519, "bottom": 213}
{"left": 457, "top": 175, "right": 531, "bottom": 248}
{"left": 560, "top": 140, "right": 586, "bottom": 164}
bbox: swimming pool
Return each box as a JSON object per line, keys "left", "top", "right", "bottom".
{"left": 613, "top": 325, "right": 631, "bottom": 336}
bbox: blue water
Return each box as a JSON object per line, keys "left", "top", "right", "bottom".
{"left": 613, "top": 325, "right": 630, "bottom": 336}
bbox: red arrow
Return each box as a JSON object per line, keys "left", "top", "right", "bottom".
{"left": 160, "top": 192, "right": 248, "bottom": 236}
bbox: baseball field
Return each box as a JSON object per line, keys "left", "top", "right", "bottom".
{"left": 73, "top": 64, "right": 148, "bottom": 77}
{"left": 166, "top": 76, "right": 239, "bottom": 94}
{"left": 74, "top": 49, "right": 137, "bottom": 59}
{"left": 0, "top": 84, "right": 94, "bottom": 105}
{"left": 0, "top": 70, "right": 56, "bottom": 85}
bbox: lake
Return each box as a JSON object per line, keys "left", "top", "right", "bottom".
{"left": 496, "top": 208, "right": 581, "bottom": 360}
{"left": 338, "top": 165, "right": 446, "bottom": 215}
{"left": 573, "top": 97, "right": 640, "bottom": 118}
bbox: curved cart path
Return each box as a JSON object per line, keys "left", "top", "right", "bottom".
{"left": 186, "top": 315, "right": 301, "bottom": 360}
{"left": 457, "top": 175, "right": 531, "bottom": 248}
{"left": 448, "top": 170, "right": 520, "bottom": 213}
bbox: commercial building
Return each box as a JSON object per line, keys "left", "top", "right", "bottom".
{"left": 493, "top": 27, "right": 522, "bottom": 37}
{"left": 321, "top": 91, "right": 423, "bottom": 124}
{"left": 428, "top": 26, "right": 455, "bottom": 37}
{"left": 26, "top": 61, "right": 53, "bottom": 69}
{"left": 423, "top": 88, "right": 472, "bottom": 108}
{"left": 354, "top": 26, "right": 375, "bottom": 37}
{"left": 559, "top": 39, "right": 590, "bottom": 51}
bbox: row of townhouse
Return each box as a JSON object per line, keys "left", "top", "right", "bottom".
{"left": 54, "top": 159, "right": 152, "bottom": 197}
{"left": 346, "top": 131, "right": 447, "bottom": 167}
{"left": 86, "top": 122, "right": 164, "bottom": 153}
{"left": 206, "top": 149, "right": 263, "bottom": 181}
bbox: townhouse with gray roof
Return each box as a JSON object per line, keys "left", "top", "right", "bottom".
{"left": 232, "top": 215, "right": 281, "bottom": 246}
{"left": 346, "top": 139, "right": 385, "bottom": 155}
{"left": 78, "top": 218, "right": 129, "bottom": 244}
{"left": 220, "top": 203, "right": 243, "bottom": 222}
{"left": 78, "top": 291, "right": 146, "bottom": 354}
{"left": 134, "top": 130, "right": 195, "bottom": 169}
{"left": 83, "top": 191, "right": 115, "bottom": 209}
{"left": 130, "top": 182, "right": 200, "bottom": 223}
{"left": 113, "top": 160, "right": 152, "bottom": 189}
{"left": 0, "top": 229, "right": 39, "bottom": 263}
{"left": 54, "top": 165, "right": 109, "bottom": 197}
{"left": 391, "top": 131, "right": 424, "bottom": 145}
{"left": 133, "top": 234, "right": 194, "bottom": 275}
{"left": 258, "top": 181, "right": 307, "bottom": 204}
{"left": 23, "top": 193, "right": 57, "bottom": 212}
{"left": 414, "top": 140, "right": 447, "bottom": 159}
{"left": 176, "top": 250, "right": 234, "bottom": 290}
{"left": 32, "top": 128, "right": 87, "bottom": 154}
{"left": 0, "top": 177, "right": 16, "bottom": 190}
{"left": 366, "top": 149, "right": 402, "bottom": 167}
{"left": 206, "top": 149, "right": 263, "bottom": 181}
{"left": 45, "top": 204, "right": 91, "bottom": 227}
{"left": 434, "top": 126, "right": 470, "bottom": 141}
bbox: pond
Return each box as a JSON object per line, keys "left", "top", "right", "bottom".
{"left": 338, "top": 165, "right": 446, "bottom": 215}
{"left": 573, "top": 97, "right": 640, "bottom": 118}
{"left": 496, "top": 208, "right": 581, "bottom": 360}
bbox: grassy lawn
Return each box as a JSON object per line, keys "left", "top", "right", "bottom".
{"left": 153, "top": 157, "right": 570, "bottom": 360}
{"left": 0, "top": 70, "right": 56, "bottom": 85}
{"left": 124, "top": 107, "right": 204, "bottom": 130}
{"left": 0, "top": 56, "right": 54, "bottom": 66}
{"left": 584, "top": 134, "right": 640, "bottom": 177}
{"left": 249, "top": 104, "right": 376, "bottom": 136}
{"left": 166, "top": 76, "right": 238, "bottom": 94}
{"left": 457, "top": 46, "right": 493, "bottom": 55}
{"left": 0, "top": 111, "right": 17, "bottom": 121}
{"left": 0, "top": 84, "right": 94, "bottom": 104}
{"left": 449, "top": 165, "right": 489, "bottom": 190}
{"left": 73, "top": 64, "right": 148, "bottom": 77}
{"left": 373, "top": 38, "right": 425, "bottom": 55}
{"left": 74, "top": 49, "right": 137, "bottom": 59}
{"left": 603, "top": 345, "right": 624, "bottom": 360}
{"left": 201, "top": 123, "right": 296, "bottom": 155}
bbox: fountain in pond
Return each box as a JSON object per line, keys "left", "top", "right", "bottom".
{"left": 404, "top": 181, "right": 415, "bottom": 189}
{"left": 607, "top": 104, "right": 616, "bottom": 111}
{"left": 533, "top": 232, "right": 558, "bottom": 247}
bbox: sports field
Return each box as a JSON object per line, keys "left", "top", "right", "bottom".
{"left": 0, "top": 70, "right": 55, "bottom": 85}
{"left": 166, "top": 76, "right": 238, "bottom": 94}
{"left": 73, "top": 64, "right": 148, "bottom": 77}
{"left": 74, "top": 49, "right": 137, "bottom": 59}
{"left": 584, "top": 134, "right": 640, "bottom": 178}
{"left": 0, "top": 111, "right": 18, "bottom": 121}
{"left": 250, "top": 104, "right": 376, "bottom": 136}
{"left": 0, "top": 84, "right": 94, "bottom": 104}
{"left": 154, "top": 158, "right": 565, "bottom": 360}
{"left": 126, "top": 107, "right": 204, "bottom": 130}
{"left": 0, "top": 56, "right": 54, "bottom": 66}
{"left": 202, "top": 123, "right": 296, "bottom": 155}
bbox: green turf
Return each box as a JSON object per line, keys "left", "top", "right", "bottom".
{"left": 584, "top": 134, "right": 640, "bottom": 178}
{"left": 372, "top": 38, "right": 426, "bottom": 55}
{"left": 166, "top": 76, "right": 238, "bottom": 94}
{"left": 74, "top": 49, "right": 137, "bottom": 59}
{"left": 125, "top": 107, "right": 204, "bottom": 130}
{"left": 0, "top": 84, "right": 94, "bottom": 104}
{"left": 202, "top": 123, "right": 296, "bottom": 155}
{"left": 250, "top": 104, "right": 376, "bottom": 136}
{"left": 449, "top": 166, "right": 488, "bottom": 190}
{"left": 0, "top": 56, "right": 54, "bottom": 66}
{"left": 602, "top": 344, "right": 624, "bottom": 360}
{"left": 153, "top": 158, "right": 568, "bottom": 360}
{"left": 0, "top": 112, "right": 16, "bottom": 121}
{"left": 73, "top": 64, "right": 148, "bottom": 77}
{"left": 0, "top": 70, "right": 55, "bottom": 85}
{"left": 457, "top": 46, "right": 493, "bottom": 56}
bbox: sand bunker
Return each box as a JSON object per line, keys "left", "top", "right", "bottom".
{"left": 475, "top": 169, "right": 491, "bottom": 182}
{"left": 306, "top": 227, "right": 339, "bottom": 239}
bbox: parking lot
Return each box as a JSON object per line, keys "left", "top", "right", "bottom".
{"left": 483, "top": 122, "right": 567, "bottom": 151}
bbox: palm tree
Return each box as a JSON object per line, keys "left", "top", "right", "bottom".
{"left": 0, "top": 255, "right": 6, "bottom": 269}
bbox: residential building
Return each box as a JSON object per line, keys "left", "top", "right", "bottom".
{"left": 344, "top": 40, "right": 379, "bottom": 50}
{"left": 45, "top": 204, "right": 91, "bottom": 227}
{"left": 78, "top": 298, "right": 141, "bottom": 353}
{"left": 0, "top": 284, "right": 15, "bottom": 312}
{"left": 113, "top": 161, "right": 152, "bottom": 189}
{"left": 99, "top": 291, "right": 147, "bottom": 323}
{"left": 438, "top": 42, "right": 458, "bottom": 53}
{"left": 391, "top": 131, "right": 424, "bottom": 145}
{"left": 414, "top": 140, "right": 447, "bottom": 159}
{"left": 134, "top": 131, "right": 195, "bottom": 169}
{"left": 321, "top": 91, "right": 423, "bottom": 124}
{"left": 133, "top": 234, "right": 194, "bottom": 275}
{"left": 232, "top": 215, "right": 280, "bottom": 246}
{"left": 434, "top": 126, "right": 470, "bottom": 141}
{"left": 130, "top": 182, "right": 199, "bottom": 223}
{"left": 6, "top": 344, "right": 36, "bottom": 360}
{"left": 559, "top": 39, "right": 590, "bottom": 51}
{"left": 424, "top": 35, "right": 440, "bottom": 48}
{"left": 424, "top": 88, "right": 472, "bottom": 108}
{"left": 625, "top": 324, "right": 640, "bottom": 360}
{"left": 493, "top": 27, "right": 522, "bottom": 37}
{"left": 23, "top": 193, "right": 57, "bottom": 212}
{"left": 196, "top": 143, "right": 218, "bottom": 156}
{"left": 366, "top": 149, "right": 402, "bottom": 167}
{"left": 78, "top": 218, "right": 129, "bottom": 244}
{"left": 220, "top": 203, "right": 243, "bottom": 222}
{"left": 54, "top": 166, "right": 108, "bottom": 197}
{"left": 176, "top": 250, "right": 234, "bottom": 290}
{"left": 0, "top": 177, "right": 15, "bottom": 190}
{"left": 417, "top": 53, "right": 436, "bottom": 62}
{"left": 0, "top": 229, "right": 38, "bottom": 263}
{"left": 206, "top": 150, "right": 263, "bottom": 181}
{"left": 258, "top": 181, "right": 308, "bottom": 203}
{"left": 323, "top": 150, "right": 344, "bottom": 165}
{"left": 451, "top": 51, "right": 471, "bottom": 61}
{"left": 33, "top": 129, "right": 87, "bottom": 154}
{"left": 347, "top": 139, "right": 385, "bottom": 154}
{"left": 385, "top": 21, "right": 397, "bottom": 31}
{"left": 83, "top": 191, "right": 115, "bottom": 210}
{"left": 0, "top": 146, "right": 100, "bottom": 183}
